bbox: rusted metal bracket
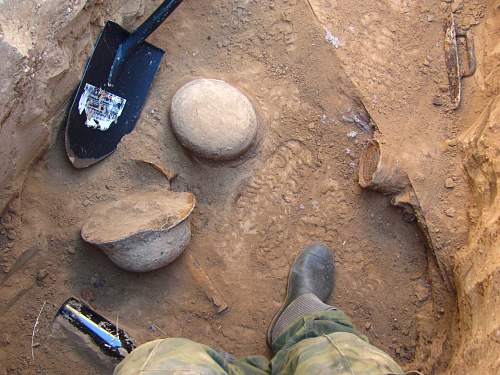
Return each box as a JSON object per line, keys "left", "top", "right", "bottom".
{"left": 187, "top": 254, "right": 229, "bottom": 314}
{"left": 444, "top": 13, "right": 477, "bottom": 109}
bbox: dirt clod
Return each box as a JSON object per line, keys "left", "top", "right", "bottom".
{"left": 445, "top": 178, "right": 456, "bottom": 189}
{"left": 432, "top": 96, "right": 444, "bottom": 106}
{"left": 36, "top": 269, "right": 49, "bottom": 282}
{"left": 446, "top": 138, "right": 458, "bottom": 147}
{"left": 90, "top": 275, "right": 105, "bottom": 289}
{"left": 444, "top": 208, "right": 456, "bottom": 217}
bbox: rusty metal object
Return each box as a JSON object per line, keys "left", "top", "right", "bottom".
{"left": 358, "top": 140, "right": 453, "bottom": 291}
{"left": 187, "top": 254, "right": 228, "bottom": 314}
{"left": 358, "top": 140, "right": 409, "bottom": 195}
{"left": 444, "top": 13, "right": 477, "bottom": 109}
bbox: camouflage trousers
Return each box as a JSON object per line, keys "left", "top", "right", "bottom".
{"left": 114, "top": 310, "right": 421, "bottom": 375}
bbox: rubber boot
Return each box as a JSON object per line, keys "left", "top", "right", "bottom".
{"left": 267, "top": 242, "right": 336, "bottom": 348}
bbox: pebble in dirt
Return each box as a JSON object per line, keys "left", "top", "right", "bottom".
{"left": 170, "top": 79, "right": 258, "bottom": 160}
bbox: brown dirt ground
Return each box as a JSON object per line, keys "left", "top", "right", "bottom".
{"left": 3, "top": 0, "right": 495, "bottom": 374}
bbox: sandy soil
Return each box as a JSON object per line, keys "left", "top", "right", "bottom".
{"left": 0, "top": 0, "right": 498, "bottom": 374}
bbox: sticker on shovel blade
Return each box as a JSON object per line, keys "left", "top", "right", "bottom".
{"left": 78, "top": 83, "right": 127, "bottom": 131}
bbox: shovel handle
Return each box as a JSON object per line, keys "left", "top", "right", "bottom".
{"left": 130, "top": 0, "right": 183, "bottom": 46}
{"left": 108, "top": 0, "right": 183, "bottom": 85}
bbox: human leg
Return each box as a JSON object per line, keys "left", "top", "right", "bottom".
{"left": 114, "top": 338, "right": 270, "bottom": 375}
{"left": 267, "top": 242, "right": 409, "bottom": 375}
{"left": 270, "top": 310, "right": 406, "bottom": 375}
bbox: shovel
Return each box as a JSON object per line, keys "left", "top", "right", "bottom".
{"left": 65, "top": 0, "right": 183, "bottom": 168}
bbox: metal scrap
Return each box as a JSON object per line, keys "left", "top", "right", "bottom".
{"left": 444, "top": 13, "right": 477, "bottom": 109}
{"left": 187, "top": 254, "right": 228, "bottom": 314}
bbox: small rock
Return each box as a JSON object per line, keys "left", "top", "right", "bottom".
{"left": 446, "top": 138, "right": 458, "bottom": 147}
{"left": 6, "top": 231, "right": 16, "bottom": 241}
{"left": 347, "top": 130, "right": 358, "bottom": 139}
{"left": 427, "top": 14, "right": 434, "bottom": 22}
{"left": 90, "top": 274, "right": 105, "bottom": 288}
{"left": 445, "top": 178, "right": 456, "bottom": 189}
{"left": 0, "top": 333, "right": 11, "bottom": 346}
{"left": 432, "top": 96, "right": 444, "bottom": 106}
{"left": 445, "top": 207, "right": 456, "bottom": 217}
{"left": 325, "top": 29, "right": 343, "bottom": 48}
{"left": 36, "top": 269, "right": 49, "bottom": 281}
{"left": 319, "top": 178, "right": 339, "bottom": 194}
{"left": 415, "top": 282, "right": 430, "bottom": 302}
{"left": 83, "top": 199, "right": 91, "bottom": 207}
{"left": 345, "top": 148, "right": 356, "bottom": 160}
{"left": 365, "top": 322, "right": 372, "bottom": 330}
{"left": 66, "top": 247, "right": 76, "bottom": 255}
